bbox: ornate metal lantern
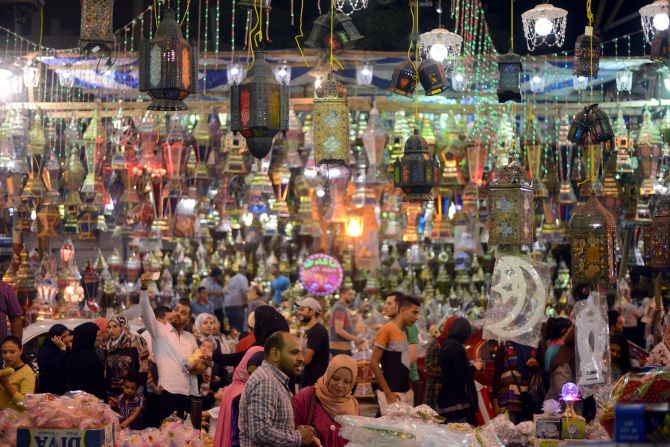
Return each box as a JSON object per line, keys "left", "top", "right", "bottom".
{"left": 230, "top": 50, "right": 289, "bottom": 160}
{"left": 313, "top": 72, "right": 350, "bottom": 168}
{"left": 521, "top": 3, "right": 568, "bottom": 51}
{"left": 488, "top": 160, "right": 534, "bottom": 247}
{"left": 637, "top": 109, "right": 663, "bottom": 196}
{"left": 419, "top": 28, "right": 463, "bottom": 67}
{"left": 389, "top": 61, "right": 417, "bottom": 97}
{"left": 573, "top": 27, "right": 602, "bottom": 78}
{"left": 79, "top": 0, "right": 115, "bottom": 54}
{"left": 418, "top": 58, "right": 449, "bottom": 96}
{"left": 568, "top": 104, "right": 613, "bottom": 145}
{"left": 497, "top": 51, "right": 522, "bottom": 103}
{"left": 644, "top": 197, "right": 670, "bottom": 269}
{"left": 393, "top": 129, "right": 439, "bottom": 202}
{"left": 139, "top": 6, "right": 198, "bottom": 111}
{"left": 305, "top": 12, "right": 363, "bottom": 50}
{"left": 640, "top": 0, "right": 670, "bottom": 45}
{"left": 570, "top": 195, "right": 616, "bottom": 286}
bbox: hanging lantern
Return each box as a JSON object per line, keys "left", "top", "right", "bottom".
{"left": 389, "top": 61, "right": 418, "bottom": 97}
{"left": 138, "top": 6, "right": 198, "bottom": 111}
{"left": 227, "top": 63, "right": 246, "bottom": 85}
{"left": 557, "top": 114, "right": 577, "bottom": 205}
{"left": 82, "top": 261, "right": 100, "bottom": 300}
{"left": 613, "top": 111, "right": 633, "bottom": 174}
{"left": 79, "top": 0, "right": 115, "bottom": 54}
{"left": 272, "top": 61, "right": 292, "bottom": 85}
{"left": 651, "top": 29, "right": 670, "bottom": 63}
{"left": 230, "top": 50, "right": 289, "bottom": 160}
{"left": 524, "top": 114, "right": 548, "bottom": 200}
{"left": 418, "top": 58, "right": 449, "bottom": 96}
{"left": 570, "top": 195, "right": 616, "bottom": 286}
{"left": 23, "top": 64, "right": 39, "bottom": 89}
{"left": 644, "top": 197, "right": 670, "bottom": 269}
{"left": 521, "top": 3, "right": 568, "bottom": 51}
{"left": 573, "top": 75, "right": 589, "bottom": 91}
{"left": 640, "top": 0, "right": 670, "bottom": 45}
{"left": 356, "top": 62, "right": 374, "bottom": 86}
{"left": 419, "top": 28, "right": 463, "bottom": 67}
{"left": 573, "top": 27, "right": 602, "bottom": 78}
{"left": 362, "top": 104, "right": 388, "bottom": 179}
{"left": 568, "top": 104, "right": 613, "bottom": 145}
{"left": 313, "top": 72, "right": 350, "bottom": 169}
{"left": 529, "top": 72, "right": 546, "bottom": 94}
{"left": 637, "top": 109, "right": 663, "bottom": 196}
{"left": 451, "top": 67, "right": 467, "bottom": 92}
{"left": 497, "top": 51, "right": 523, "bottom": 103}
{"left": 305, "top": 12, "right": 363, "bottom": 50}
{"left": 393, "top": 129, "right": 439, "bottom": 202}
{"left": 488, "top": 160, "right": 534, "bottom": 247}
{"left": 616, "top": 70, "right": 633, "bottom": 93}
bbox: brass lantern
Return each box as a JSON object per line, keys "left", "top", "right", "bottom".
{"left": 573, "top": 27, "right": 602, "bottom": 78}
{"left": 644, "top": 198, "right": 670, "bottom": 269}
{"left": 139, "top": 6, "right": 198, "bottom": 111}
{"left": 305, "top": 12, "right": 363, "bottom": 51}
{"left": 230, "top": 50, "right": 289, "bottom": 160}
{"left": 488, "top": 160, "right": 534, "bottom": 247}
{"left": 393, "top": 129, "right": 439, "bottom": 202}
{"left": 79, "top": 0, "right": 115, "bottom": 54}
{"left": 418, "top": 58, "right": 449, "bottom": 96}
{"left": 570, "top": 194, "right": 616, "bottom": 286}
{"left": 389, "top": 61, "right": 418, "bottom": 98}
{"left": 497, "top": 51, "right": 522, "bottom": 103}
{"left": 313, "top": 72, "right": 350, "bottom": 168}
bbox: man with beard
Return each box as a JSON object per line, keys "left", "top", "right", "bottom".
{"left": 239, "top": 332, "right": 316, "bottom": 447}
{"left": 296, "top": 297, "right": 329, "bottom": 388}
{"left": 328, "top": 286, "right": 363, "bottom": 357}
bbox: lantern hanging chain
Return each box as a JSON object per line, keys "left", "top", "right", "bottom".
{"left": 39, "top": 6, "right": 43, "bottom": 50}
{"left": 180, "top": 0, "right": 192, "bottom": 27}
{"left": 414, "top": 0, "right": 419, "bottom": 126}
{"left": 294, "top": 0, "right": 310, "bottom": 66}
{"left": 329, "top": 0, "right": 343, "bottom": 70}
{"left": 509, "top": 0, "right": 513, "bottom": 52}
{"left": 437, "top": 0, "right": 442, "bottom": 28}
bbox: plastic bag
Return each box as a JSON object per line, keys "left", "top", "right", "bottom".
{"left": 574, "top": 292, "right": 611, "bottom": 396}
{"left": 483, "top": 255, "right": 550, "bottom": 348}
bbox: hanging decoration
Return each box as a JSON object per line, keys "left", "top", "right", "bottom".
{"left": 573, "top": 27, "right": 602, "bottom": 78}
{"left": 644, "top": 197, "right": 670, "bottom": 269}
{"left": 299, "top": 254, "right": 344, "bottom": 296}
{"left": 418, "top": 58, "right": 449, "bottom": 96}
{"left": 574, "top": 294, "right": 610, "bottom": 388}
{"left": 640, "top": 0, "right": 670, "bottom": 45}
{"left": 356, "top": 62, "right": 374, "bottom": 85}
{"left": 138, "top": 5, "right": 198, "bottom": 111}
{"left": 389, "top": 61, "right": 418, "bottom": 97}
{"left": 230, "top": 50, "right": 289, "bottom": 160}
{"left": 313, "top": 72, "right": 350, "bottom": 169}
{"left": 334, "top": 0, "right": 368, "bottom": 15}
{"left": 419, "top": 28, "right": 463, "bottom": 66}
{"left": 497, "top": 52, "right": 522, "bottom": 103}
{"left": 488, "top": 160, "right": 534, "bottom": 247}
{"left": 305, "top": 12, "right": 363, "bottom": 50}
{"left": 568, "top": 104, "right": 614, "bottom": 145}
{"left": 393, "top": 129, "right": 439, "bottom": 202}
{"left": 79, "top": 0, "right": 115, "bottom": 55}
{"left": 616, "top": 70, "right": 633, "bottom": 93}
{"left": 521, "top": 3, "right": 568, "bottom": 51}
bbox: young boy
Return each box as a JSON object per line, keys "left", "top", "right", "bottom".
{"left": 114, "top": 375, "right": 145, "bottom": 430}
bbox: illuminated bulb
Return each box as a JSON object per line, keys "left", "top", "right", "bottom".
{"left": 664, "top": 76, "right": 670, "bottom": 91}
{"left": 429, "top": 43, "right": 449, "bottom": 61}
{"left": 329, "top": 167, "right": 341, "bottom": 177}
{"left": 230, "top": 66, "right": 240, "bottom": 76}
{"left": 314, "top": 77, "right": 322, "bottom": 89}
{"left": 532, "top": 75, "right": 542, "bottom": 83}
{"left": 534, "top": 17, "right": 554, "bottom": 37}
{"left": 0, "top": 68, "right": 13, "bottom": 80}
{"left": 242, "top": 212, "right": 253, "bottom": 226}
{"left": 578, "top": 76, "right": 587, "bottom": 82}
{"left": 361, "top": 67, "right": 371, "bottom": 77}
{"left": 654, "top": 12, "right": 670, "bottom": 31}
{"left": 278, "top": 67, "right": 287, "bottom": 78}
{"left": 316, "top": 188, "right": 326, "bottom": 198}
{"left": 454, "top": 73, "right": 464, "bottom": 82}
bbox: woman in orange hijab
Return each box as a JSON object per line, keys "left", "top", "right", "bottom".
{"left": 293, "top": 355, "right": 360, "bottom": 447}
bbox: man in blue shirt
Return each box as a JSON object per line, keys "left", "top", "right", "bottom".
{"left": 191, "top": 286, "right": 214, "bottom": 316}
{"left": 269, "top": 265, "right": 291, "bottom": 306}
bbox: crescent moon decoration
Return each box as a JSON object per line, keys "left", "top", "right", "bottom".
{"left": 575, "top": 294, "right": 608, "bottom": 387}
{"left": 485, "top": 255, "right": 549, "bottom": 345}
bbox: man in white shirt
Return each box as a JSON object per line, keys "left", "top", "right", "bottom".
{"left": 140, "top": 282, "right": 198, "bottom": 422}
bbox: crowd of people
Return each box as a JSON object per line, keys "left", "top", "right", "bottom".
{"left": 0, "top": 265, "right": 668, "bottom": 446}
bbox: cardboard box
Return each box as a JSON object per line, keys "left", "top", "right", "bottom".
{"left": 17, "top": 424, "right": 115, "bottom": 447}
{"left": 534, "top": 414, "right": 562, "bottom": 439}
{"left": 560, "top": 416, "right": 585, "bottom": 440}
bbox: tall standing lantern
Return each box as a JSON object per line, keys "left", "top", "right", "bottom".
{"left": 497, "top": 51, "right": 522, "bottom": 103}
{"left": 79, "top": 0, "right": 115, "bottom": 54}
{"left": 393, "top": 130, "right": 439, "bottom": 202}
{"left": 230, "top": 50, "right": 289, "bottom": 160}
{"left": 644, "top": 197, "right": 670, "bottom": 269}
{"left": 488, "top": 160, "right": 534, "bottom": 247}
{"left": 139, "top": 6, "right": 198, "bottom": 111}
{"left": 313, "top": 72, "right": 350, "bottom": 169}
{"left": 573, "top": 27, "right": 602, "bottom": 78}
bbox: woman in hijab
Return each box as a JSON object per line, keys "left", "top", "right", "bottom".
{"left": 437, "top": 317, "right": 479, "bottom": 424}
{"left": 37, "top": 324, "right": 72, "bottom": 394}
{"left": 68, "top": 322, "right": 107, "bottom": 401}
{"left": 213, "top": 346, "right": 264, "bottom": 447}
{"left": 424, "top": 316, "right": 457, "bottom": 411}
{"left": 293, "top": 355, "right": 360, "bottom": 447}
{"left": 105, "top": 314, "right": 149, "bottom": 397}
{"left": 194, "top": 313, "right": 230, "bottom": 403}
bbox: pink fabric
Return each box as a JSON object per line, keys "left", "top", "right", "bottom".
{"left": 213, "top": 346, "right": 264, "bottom": 447}
{"left": 293, "top": 386, "right": 359, "bottom": 447}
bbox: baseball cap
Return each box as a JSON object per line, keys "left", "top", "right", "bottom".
{"left": 296, "top": 297, "right": 322, "bottom": 314}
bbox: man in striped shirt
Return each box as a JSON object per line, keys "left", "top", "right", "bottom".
{"left": 239, "top": 331, "right": 316, "bottom": 447}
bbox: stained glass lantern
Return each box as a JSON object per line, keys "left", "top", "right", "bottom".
{"left": 573, "top": 27, "right": 602, "bottom": 78}
{"left": 651, "top": 30, "right": 670, "bottom": 63}
{"left": 305, "top": 12, "right": 363, "bottom": 51}
{"left": 362, "top": 104, "right": 387, "bottom": 179}
{"left": 640, "top": 0, "right": 670, "bottom": 45}
{"left": 389, "top": 61, "right": 417, "bottom": 97}
{"left": 419, "top": 28, "right": 463, "bottom": 68}
{"left": 82, "top": 261, "right": 100, "bottom": 300}
{"left": 616, "top": 69, "right": 633, "bottom": 93}
{"left": 568, "top": 104, "right": 613, "bottom": 145}
{"left": 644, "top": 197, "right": 670, "bottom": 269}
{"left": 570, "top": 194, "right": 616, "bottom": 286}
{"left": 521, "top": 3, "right": 568, "bottom": 51}
{"left": 79, "top": 0, "right": 115, "bottom": 54}
{"left": 393, "top": 129, "right": 439, "bottom": 202}
{"left": 497, "top": 51, "right": 523, "bottom": 103}
{"left": 488, "top": 160, "right": 534, "bottom": 247}
{"left": 313, "top": 72, "right": 350, "bottom": 169}
{"left": 356, "top": 62, "right": 374, "bottom": 85}
{"left": 230, "top": 50, "right": 289, "bottom": 160}
{"left": 138, "top": 7, "right": 198, "bottom": 111}
{"left": 418, "top": 58, "right": 449, "bottom": 96}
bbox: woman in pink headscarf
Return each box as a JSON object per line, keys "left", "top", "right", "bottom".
{"left": 213, "top": 346, "right": 264, "bottom": 447}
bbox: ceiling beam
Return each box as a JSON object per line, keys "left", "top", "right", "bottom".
{"left": 602, "top": 0, "right": 626, "bottom": 32}
{"left": 594, "top": 0, "right": 607, "bottom": 33}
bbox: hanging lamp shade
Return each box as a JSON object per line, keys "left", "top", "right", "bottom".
{"left": 139, "top": 7, "right": 198, "bottom": 111}
{"left": 313, "top": 72, "right": 350, "bottom": 168}
{"left": 573, "top": 27, "right": 602, "bottom": 78}
{"left": 389, "top": 61, "right": 418, "bottom": 98}
{"left": 393, "top": 129, "right": 439, "bottom": 202}
{"left": 418, "top": 28, "right": 463, "bottom": 67}
{"left": 640, "top": 0, "right": 670, "bottom": 45}
{"left": 230, "top": 50, "right": 289, "bottom": 160}
{"left": 644, "top": 197, "right": 670, "bottom": 269}
{"left": 570, "top": 194, "right": 616, "bottom": 286}
{"left": 305, "top": 12, "right": 363, "bottom": 51}
{"left": 488, "top": 160, "right": 534, "bottom": 247}
{"left": 79, "top": 0, "right": 115, "bottom": 54}
{"left": 418, "top": 58, "right": 449, "bottom": 96}
{"left": 497, "top": 51, "right": 522, "bottom": 103}
{"left": 521, "top": 3, "right": 568, "bottom": 51}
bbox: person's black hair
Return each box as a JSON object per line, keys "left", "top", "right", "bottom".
{"left": 610, "top": 334, "right": 632, "bottom": 374}
{"left": 247, "top": 351, "right": 265, "bottom": 369}
{"left": 386, "top": 291, "right": 406, "bottom": 301}
{"left": 153, "top": 305, "right": 171, "bottom": 319}
{"left": 543, "top": 317, "right": 572, "bottom": 341}
{"left": 176, "top": 298, "right": 192, "bottom": 312}
{"left": 197, "top": 286, "right": 206, "bottom": 293}
{"left": 124, "top": 373, "right": 139, "bottom": 385}
{"left": 399, "top": 295, "right": 421, "bottom": 309}
{"left": 608, "top": 310, "right": 621, "bottom": 328}
{"left": 211, "top": 267, "right": 223, "bottom": 277}
{"left": 2, "top": 335, "right": 34, "bottom": 371}
{"left": 264, "top": 331, "right": 288, "bottom": 357}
